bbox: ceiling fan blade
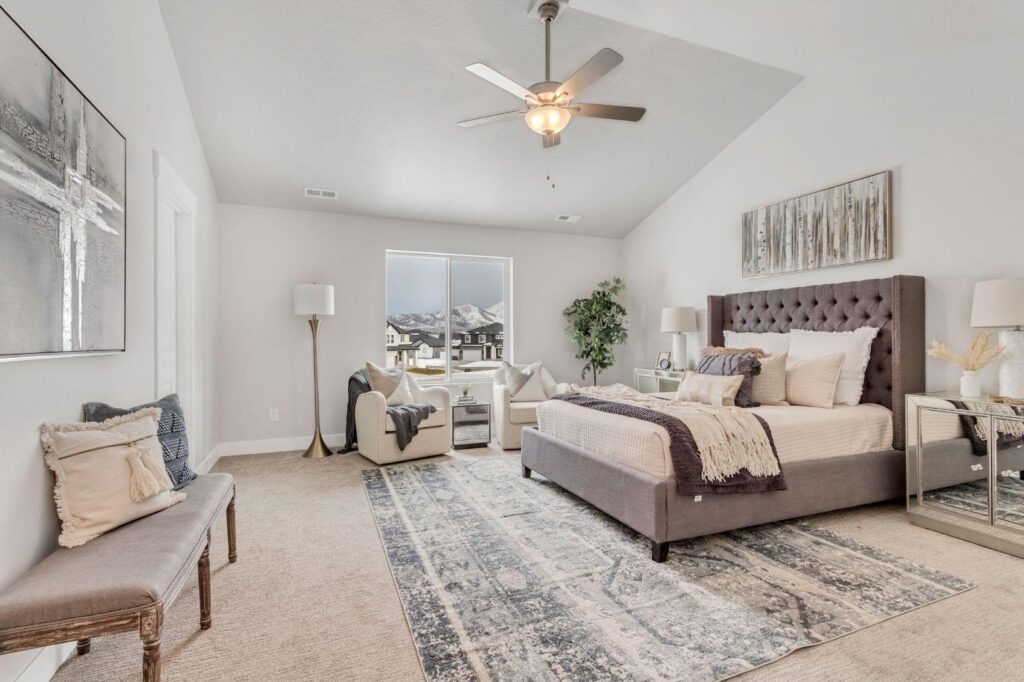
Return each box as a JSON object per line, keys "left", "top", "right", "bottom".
{"left": 465, "top": 63, "right": 536, "bottom": 102}
{"left": 555, "top": 48, "right": 623, "bottom": 100}
{"left": 457, "top": 110, "right": 527, "bottom": 127}
{"left": 572, "top": 103, "right": 646, "bottom": 122}
{"left": 542, "top": 132, "right": 561, "bottom": 149}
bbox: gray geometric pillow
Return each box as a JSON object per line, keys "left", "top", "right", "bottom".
{"left": 82, "top": 394, "right": 196, "bottom": 490}
{"left": 696, "top": 353, "right": 762, "bottom": 408}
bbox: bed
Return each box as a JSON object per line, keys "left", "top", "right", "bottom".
{"left": 521, "top": 275, "right": 927, "bottom": 561}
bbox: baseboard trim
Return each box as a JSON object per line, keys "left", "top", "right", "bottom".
{"left": 195, "top": 443, "right": 222, "bottom": 474}
{"left": 11, "top": 642, "right": 75, "bottom": 682}
{"left": 215, "top": 433, "right": 346, "bottom": 458}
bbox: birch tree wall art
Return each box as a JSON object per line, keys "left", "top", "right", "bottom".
{"left": 0, "top": 8, "right": 126, "bottom": 357}
{"left": 741, "top": 171, "right": 891, "bottom": 279}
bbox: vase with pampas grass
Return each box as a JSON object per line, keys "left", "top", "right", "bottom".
{"left": 927, "top": 333, "right": 1004, "bottom": 398}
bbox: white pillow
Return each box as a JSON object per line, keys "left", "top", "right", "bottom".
{"left": 538, "top": 366, "right": 558, "bottom": 398}
{"left": 785, "top": 352, "right": 845, "bottom": 408}
{"left": 675, "top": 371, "right": 745, "bottom": 406}
{"left": 511, "top": 370, "right": 548, "bottom": 402}
{"left": 724, "top": 331, "right": 790, "bottom": 358}
{"left": 386, "top": 373, "right": 415, "bottom": 406}
{"left": 787, "top": 328, "right": 880, "bottom": 406}
{"left": 366, "top": 362, "right": 417, "bottom": 405}
{"left": 750, "top": 353, "right": 788, "bottom": 405}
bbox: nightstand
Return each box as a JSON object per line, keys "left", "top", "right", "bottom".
{"left": 634, "top": 368, "right": 684, "bottom": 394}
{"left": 907, "top": 392, "right": 1024, "bottom": 558}
{"left": 452, "top": 400, "right": 491, "bottom": 450}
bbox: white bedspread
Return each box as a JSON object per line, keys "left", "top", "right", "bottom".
{"left": 536, "top": 397, "right": 898, "bottom": 479}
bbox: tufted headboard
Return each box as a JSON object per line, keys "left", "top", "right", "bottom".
{"left": 707, "top": 275, "right": 925, "bottom": 450}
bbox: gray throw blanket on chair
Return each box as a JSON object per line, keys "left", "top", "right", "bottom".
{"left": 341, "top": 369, "right": 437, "bottom": 453}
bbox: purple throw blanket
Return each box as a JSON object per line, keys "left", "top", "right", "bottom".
{"left": 552, "top": 394, "right": 786, "bottom": 495}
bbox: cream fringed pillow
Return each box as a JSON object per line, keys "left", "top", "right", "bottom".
{"left": 750, "top": 353, "right": 788, "bottom": 405}
{"left": 41, "top": 408, "right": 185, "bottom": 548}
{"left": 785, "top": 352, "right": 846, "bottom": 408}
{"left": 675, "top": 371, "right": 745, "bottom": 406}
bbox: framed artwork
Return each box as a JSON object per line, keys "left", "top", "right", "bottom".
{"left": 741, "top": 171, "right": 891, "bottom": 279}
{"left": 0, "top": 7, "right": 126, "bottom": 358}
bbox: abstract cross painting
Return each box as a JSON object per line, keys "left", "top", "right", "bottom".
{"left": 0, "top": 8, "right": 126, "bottom": 358}
{"left": 741, "top": 171, "right": 891, "bottom": 279}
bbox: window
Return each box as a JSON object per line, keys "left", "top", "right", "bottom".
{"left": 386, "top": 251, "right": 511, "bottom": 380}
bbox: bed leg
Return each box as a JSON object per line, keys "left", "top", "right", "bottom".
{"left": 651, "top": 540, "right": 669, "bottom": 563}
{"left": 521, "top": 464, "right": 532, "bottom": 479}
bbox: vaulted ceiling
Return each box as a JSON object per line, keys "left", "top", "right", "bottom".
{"left": 158, "top": 0, "right": 799, "bottom": 237}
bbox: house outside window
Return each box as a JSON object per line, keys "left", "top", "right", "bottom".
{"left": 386, "top": 251, "right": 511, "bottom": 381}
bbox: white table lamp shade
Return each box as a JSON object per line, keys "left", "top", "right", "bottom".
{"left": 294, "top": 284, "right": 334, "bottom": 316}
{"left": 661, "top": 307, "right": 697, "bottom": 334}
{"left": 971, "top": 278, "right": 1024, "bottom": 328}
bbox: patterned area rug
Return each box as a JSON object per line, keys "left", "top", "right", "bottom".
{"left": 925, "top": 475, "right": 1024, "bottom": 524}
{"left": 362, "top": 458, "right": 973, "bottom": 681}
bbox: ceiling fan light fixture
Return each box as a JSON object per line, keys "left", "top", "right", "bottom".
{"left": 525, "top": 104, "right": 571, "bottom": 136}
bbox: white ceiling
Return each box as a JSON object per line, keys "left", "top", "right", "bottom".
{"left": 158, "top": 0, "right": 799, "bottom": 237}
{"left": 574, "top": 0, "right": 1024, "bottom": 77}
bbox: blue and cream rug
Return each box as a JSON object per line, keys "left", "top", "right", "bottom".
{"left": 362, "top": 458, "right": 973, "bottom": 681}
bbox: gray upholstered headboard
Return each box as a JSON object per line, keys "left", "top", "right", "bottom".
{"left": 707, "top": 275, "right": 925, "bottom": 450}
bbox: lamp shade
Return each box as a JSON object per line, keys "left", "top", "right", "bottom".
{"left": 970, "top": 278, "right": 1024, "bottom": 328}
{"left": 661, "top": 306, "right": 697, "bottom": 333}
{"left": 294, "top": 284, "right": 334, "bottom": 316}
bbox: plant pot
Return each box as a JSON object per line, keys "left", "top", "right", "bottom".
{"left": 960, "top": 371, "right": 981, "bottom": 398}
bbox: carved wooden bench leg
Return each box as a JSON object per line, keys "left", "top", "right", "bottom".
{"left": 76, "top": 638, "right": 91, "bottom": 655}
{"left": 199, "top": 530, "right": 212, "bottom": 630}
{"left": 140, "top": 606, "right": 162, "bottom": 682}
{"left": 227, "top": 490, "right": 237, "bottom": 564}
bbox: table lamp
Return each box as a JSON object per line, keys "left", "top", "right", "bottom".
{"left": 971, "top": 277, "right": 1024, "bottom": 398}
{"left": 294, "top": 283, "right": 334, "bottom": 458}
{"left": 660, "top": 306, "right": 697, "bottom": 371}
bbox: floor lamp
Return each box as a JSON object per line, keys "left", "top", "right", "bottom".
{"left": 294, "top": 283, "right": 334, "bottom": 458}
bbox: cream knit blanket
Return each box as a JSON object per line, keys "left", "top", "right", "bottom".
{"left": 571, "top": 384, "right": 780, "bottom": 483}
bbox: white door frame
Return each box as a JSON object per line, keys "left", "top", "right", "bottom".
{"left": 153, "top": 151, "right": 200, "bottom": 465}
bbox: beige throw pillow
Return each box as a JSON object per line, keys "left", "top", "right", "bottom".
{"left": 675, "top": 371, "right": 745, "bottom": 406}
{"left": 750, "top": 353, "right": 788, "bottom": 405}
{"left": 504, "top": 361, "right": 548, "bottom": 402}
{"left": 40, "top": 408, "right": 185, "bottom": 548}
{"left": 785, "top": 352, "right": 846, "bottom": 408}
{"left": 366, "top": 362, "right": 419, "bottom": 405}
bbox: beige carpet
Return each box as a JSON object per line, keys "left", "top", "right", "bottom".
{"left": 53, "top": 445, "right": 1024, "bottom": 681}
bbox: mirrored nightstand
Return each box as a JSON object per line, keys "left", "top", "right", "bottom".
{"left": 634, "top": 368, "right": 684, "bottom": 394}
{"left": 452, "top": 401, "right": 491, "bottom": 450}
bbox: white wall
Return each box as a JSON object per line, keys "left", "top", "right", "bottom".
{"left": 216, "top": 204, "right": 624, "bottom": 446}
{"left": 0, "top": 2, "right": 220, "bottom": 678}
{"left": 623, "top": 37, "right": 1024, "bottom": 392}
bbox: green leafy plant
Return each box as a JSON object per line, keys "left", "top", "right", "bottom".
{"left": 563, "top": 277, "right": 628, "bottom": 386}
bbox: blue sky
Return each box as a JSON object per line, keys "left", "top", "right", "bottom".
{"left": 386, "top": 255, "right": 504, "bottom": 314}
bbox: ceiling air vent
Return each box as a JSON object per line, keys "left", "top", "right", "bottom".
{"left": 303, "top": 187, "right": 337, "bottom": 199}
{"left": 555, "top": 214, "right": 582, "bottom": 224}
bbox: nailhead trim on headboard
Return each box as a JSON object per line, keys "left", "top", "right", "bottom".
{"left": 708, "top": 276, "right": 925, "bottom": 450}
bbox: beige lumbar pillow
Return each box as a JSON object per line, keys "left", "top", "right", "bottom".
{"left": 785, "top": 352, "right": 846, "bottom": 408}
{"left": 40, "top": 408, "right": 185, "bottom": 548}
{"left": 750, "top": 353, "right": 788, "bottom": 405}
{"left": 675, "top": 371, "right": 745, "bottom": 406}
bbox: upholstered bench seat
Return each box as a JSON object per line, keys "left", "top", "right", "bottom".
{"left": 0, "top": 473, "right": 237, "bottom": 681}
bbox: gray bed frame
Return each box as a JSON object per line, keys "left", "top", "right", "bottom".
{"left": 522, "top": 275, "right": 926, "bottom": 562}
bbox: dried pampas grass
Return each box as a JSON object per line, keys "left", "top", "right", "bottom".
{"left": 927, "top": 333, "right": 1003, "bottom": 371}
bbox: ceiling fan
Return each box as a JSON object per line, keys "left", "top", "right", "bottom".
{"left": 458, "top": 0, "right": 646, "bottom": 148}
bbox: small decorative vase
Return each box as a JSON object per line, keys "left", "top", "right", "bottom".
{"left": 960, "top": 370, "right": 981, "bottom": 398}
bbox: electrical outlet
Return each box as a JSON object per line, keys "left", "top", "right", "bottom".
{"left": 269, "top": 408, "right": 279, "bottom": 422}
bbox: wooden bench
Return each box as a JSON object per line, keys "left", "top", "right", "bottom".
{"left": 0, "top": 473, "right": 237, "bottom": 681}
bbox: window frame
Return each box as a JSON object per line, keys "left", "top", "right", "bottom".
{"left": 386, "top": 250, "right": 512, "bottom": 383}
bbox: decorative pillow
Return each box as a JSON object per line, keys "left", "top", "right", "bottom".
{"left": 750, "top": 354, "right": 788, "bottom": 405}
{"left": 41, "top": 408, "right": 185, "bottom": 548}
{"left": 788, "top": 328, "right": 880, "bottom": 406}
{"left": 696, "top": 353, "right": 762, "bottom": 407}
{"left": 366, "top": 362, "right": 419, "bottom": 405}
{"left": 701, "top": 346, "right": 769, "bottom": 359}
{"left": 503, "top": 361, "right": 548, "bottom": 402}
{"left": 724, "top": 331, "right": 790, "bottom": 358}
{"left": 675, "top": 371, "right": 745, "bottom": 406}
{"left": 785, "top": 352, "right": 846, "bottom": 408}
{"left": 83, "top": 393, "right": 196, "bottom": 490}
{"left": 501, "top": 361, "right": 558, "bottom": 399}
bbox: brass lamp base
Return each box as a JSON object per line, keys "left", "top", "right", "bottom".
{"left": 302, "top": 430, "right": 332, "bottom": 459}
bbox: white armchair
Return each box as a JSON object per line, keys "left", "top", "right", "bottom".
{"left": 493, "top": 366, "right": 570, "bottom": 450}
{"left": 355, "top": 385, "right": 452, "bottom": 464}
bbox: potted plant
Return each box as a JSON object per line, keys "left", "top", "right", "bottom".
{"left": 563, "top": 278, "right": 628, "bottom": 386}
{"left": 458, "top": 383, "right": 473, "bottom": 403}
